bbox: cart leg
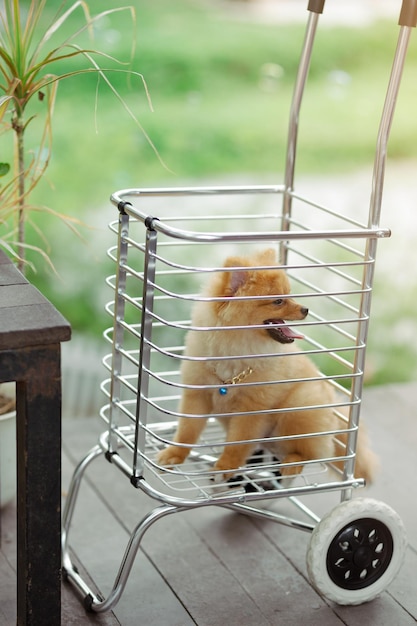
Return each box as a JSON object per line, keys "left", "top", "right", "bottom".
{"left": 62, "top": 448, "right": 183, "bottom": 613}
{"left": 62, "top": 443, "right": 103, "bottom": 537}
{"left": 63, "top": 501, "right": 180, "bottom": 613}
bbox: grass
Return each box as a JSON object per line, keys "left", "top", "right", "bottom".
{"left": 9, "top": 0, "right": 417, "bottom": 385}
{"left": 25, "top": 0, "right": 417, "bottom": 196}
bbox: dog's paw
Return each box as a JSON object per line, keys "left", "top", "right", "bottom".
{"left": 212, "top": 470, "right": 234, "bottom": 484}
{"left": 213, "top": 460, "right": 238, "bottom": 483}
{"left": 156, "top": 446, "right": 188, "bottom": 468}
{"left": 280, "top": 454, "right": 304, "bottom": 478}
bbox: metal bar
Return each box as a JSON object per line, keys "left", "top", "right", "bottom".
{"left": 133, "top": 226, "right": 159, "bottom": 477}
{"left": 283, "top": 10, "right": 320, "bottom": 197}
{"left": 64, "top": 499, "right": 181, "bottom": 613}
{"left": 281, "top": 9, "right": 321, "bottom": 263}
{"left": 342, "top": 19, "right": 416, "bottom": 499}
{"left": 89, "top": 504, "right": 181, "bottom": 613}
{"left": 123, "top": 220, "right": 390, "bottom": 246}
{"left": 111, "top": 184, "right": 284, "bottom": 202}
{"left": 61, "top": 445, "right": 104, "bottom": 537}
{"left": 224, "top": 490, "right": 323, "bottom": 530}
{"left": 369, "top": 25, "right": 413, "bottom": 229}
{"left": 137, "top": 474, "right": 364, "bottom": 509}
{"left": 107, "top": 211, "right": 130, "bottom": 453}
{"left": 223, "top": 502, "right": 316, "bottom": 533}
{"left": 111, "top": 188, "right": 390, "bottom": 244}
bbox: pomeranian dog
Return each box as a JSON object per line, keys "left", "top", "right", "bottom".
{"left": 157, "top": 248, "right": 378, "bottom": 484}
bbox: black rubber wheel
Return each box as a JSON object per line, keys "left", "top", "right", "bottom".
{"left": 307, "top": 498, "right": 407, "bottom": 605}
{"left": 326, "top": 516, "right": 393, "bottom": 590}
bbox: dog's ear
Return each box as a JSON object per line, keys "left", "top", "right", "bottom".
{"left": 222, "top": 256, "right": 249, "bottom": 296}
{"left": 257, "top": 247, "right": 277, "bottom": 265}
{"left": 229, "top": 268, "right": 248, "bottom": 294}
{"left": 221, "top": 249, "right": 279, "bottom": 296}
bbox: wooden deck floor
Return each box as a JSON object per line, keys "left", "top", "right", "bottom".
{"left": 1, "top": 381, "right": 417, "bottom": 625}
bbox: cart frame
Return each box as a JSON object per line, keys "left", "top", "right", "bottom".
{"left": 62, "top": 0, "right": 416, "bottom": 612}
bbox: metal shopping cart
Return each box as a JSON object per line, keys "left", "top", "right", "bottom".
{"left": 62, "top": 0, "right": 416, "bottom": 612}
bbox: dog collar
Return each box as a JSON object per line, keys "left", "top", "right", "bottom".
{"left": 219, "top": 366, "right": 254, "bottom": 395}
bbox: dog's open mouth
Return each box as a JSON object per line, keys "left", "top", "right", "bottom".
{"left": 264, "top": 319, "right": 304, "bottom": 344}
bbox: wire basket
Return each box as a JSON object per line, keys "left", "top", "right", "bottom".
{"left": 99, "top": 184, "right": 389, "bottom": 504}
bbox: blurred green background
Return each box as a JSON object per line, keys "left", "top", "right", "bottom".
{"left": 10, "top": 0, "right": 417, "bottom": 385}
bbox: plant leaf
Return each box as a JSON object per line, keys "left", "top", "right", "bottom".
{"left": 0, "top": 163, "right": 10, "bottom": 177}
{"left": 0, "top": 95, "right": 13, "bottom": 122}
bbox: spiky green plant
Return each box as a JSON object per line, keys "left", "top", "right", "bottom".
{"left": 0, "top": 0, "right": 157, "bottom": 271}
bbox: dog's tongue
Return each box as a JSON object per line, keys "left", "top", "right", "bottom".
{"left": 275, "top": 319, "right": 304, "bottom": 340}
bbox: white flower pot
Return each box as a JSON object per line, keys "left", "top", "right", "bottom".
{"left": 0, "top": 408, "right": 16, "bottom": 508}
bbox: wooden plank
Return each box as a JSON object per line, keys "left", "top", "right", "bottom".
{"left": 250, "top": 515, "right": 416, "bottom": 626}
{"left": 360, "top": 382, "right": 417, "bottom": 551}
{"left": 62, "top": 422, "right": 274, "bottom": 625}
{"left": 335, "top": 587, "right": 417, "bottom": 626}
{"left": 386, "top": 545, "right": 417, "bottom": 618}
{"left": 0, "top": 284, "right": 45, "bottom": 308}
{"left": 0, "top": 305, "right": 71, "bottom": 349}
{"left": 0, "top": 301, "right": 71, "bottom": 347}
{"left": 243, "top": 382, "right": 417, "bottom": 622}
{"left": 0, "top": 253, "right": 14, "bottom": 265}
{"left": 62, "top": 434, "right": 196, "bottom": 626}
{"left": 175, "top": 505, "right": 345, "bottom": 626}
{"left": 0, "top": 253, "right": 70, "bottom": 626}
{"left": 60, "top": 378, "right": 417, "bottom": 624}
{"left": 67, "top": 424, "right": 343, "bottom": 625}
{"left": 144, "top": 511, "right": 277, "bottom": 626}
{"left": 0, "top": 499, "right": 16, "bottom": 626}
{"left": 0, "top": 265, "right": 27, "bottom": 286}
{"left": 61, "top": 552, "right": 121, "bottom": 626}
{"left": 0, "top": 252, "right": 71, "bottom": 349}
{"left": 0, "top": 552, "right": 16, "bottom": 626}
{"left": 0, "top": 252, "right": 27, "bottom": 286}
{"left": 0, "top": 501, "right": 120, "bottom": 626}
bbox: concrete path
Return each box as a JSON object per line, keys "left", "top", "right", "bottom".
{"left": 226, "top": 0, "right": 402, "bottom": 26}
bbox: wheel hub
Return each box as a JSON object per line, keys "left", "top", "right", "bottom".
{"left": 353, "top": 545, "right": 373, "bottom": 568}
{"left": 326, "top": 517, "right": 394, "bottom": 590}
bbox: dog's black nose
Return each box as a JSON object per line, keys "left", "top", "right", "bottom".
{"left": 301, "top": 307, "right": 309, "bottom": 317}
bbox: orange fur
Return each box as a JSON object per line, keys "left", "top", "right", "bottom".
{"left": 157, "top": 249, "right": 378, "bottom": 483}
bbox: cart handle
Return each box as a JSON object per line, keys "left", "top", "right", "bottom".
{"left": 307, "top": 0, "right": 417, "bottom": 24}
{"left": 308, "top": 0, "right": 325, "bottom": 14}
{"left": 399, "top": 0, "right": 417, "bottom": 27}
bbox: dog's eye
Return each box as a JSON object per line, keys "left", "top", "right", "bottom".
{"left": 274, "top": 298, "right": 284, "bottom": 306}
